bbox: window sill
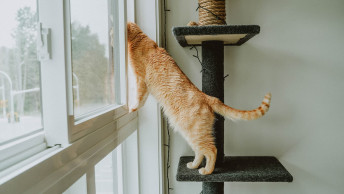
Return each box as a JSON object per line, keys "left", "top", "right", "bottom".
{"left": 0, "top": 132, "right": 47, "bottom": 178}
{"left": 0, "top": 111, "right": 137, "bottom": 194}
{"left": 69, "top": 104, "right": 129, "bottom": 142}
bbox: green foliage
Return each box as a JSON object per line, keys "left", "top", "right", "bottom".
{"left": 0, "top": 6, "right": 40, "bottom": 115}
{"left": 14, "top": 7, "right": 40, "bottom": 114}
{"left": 71, "top": 22, "right": 109, "bottom": 106}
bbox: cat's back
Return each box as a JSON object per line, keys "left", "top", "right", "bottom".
{"left": 145, "top": 47, "right": 203, "bottom": 103}
{"left": 146, "top": 47, "right": 194, "bottom": 89}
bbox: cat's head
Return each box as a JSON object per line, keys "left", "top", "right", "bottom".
{"left": 127, "top": 22, "right": 143, "bottom": 42}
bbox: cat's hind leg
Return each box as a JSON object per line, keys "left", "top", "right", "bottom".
{"left": 186, "top": 123, "right": 217, "bottom": 174}
{"left": 187, "top": 140, "right": 217, "bottom": 175}
{"left": 187, "top": 152, "right": 204, "bottom": 169}
{"left": 179, "top": 104, "right": 217, "bottom": 174}
{"left": 198, "top": 146, "right": 217, "bottom": 175}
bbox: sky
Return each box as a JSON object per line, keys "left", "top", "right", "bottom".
{"left": 70, "top": 0, "right": 109, "bottom": 55}
{"left": 0, "top": 0, "right": 36, "bottom": 48}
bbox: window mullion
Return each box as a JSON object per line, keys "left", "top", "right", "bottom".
{"left": 112, "top": 0, "right": 122, "bottom": 105}
{"left": 107, "top": 0, "right": 115, "bottom": 105}
{"left": 117, "top": 0, "right": 128, "bottom": 105}
{"left": 111, "top": 150, "right": 119, "bottom": 194}
{"left": 116, "top": 144, "right": 124, "bottom": 194}
{"left": 63, "top": 0, "right": 75, "bottom": 118}
{"left": 38, "top": 0, "right": 70, "bottom": 146}
{"left": 86, "top": 167, "right": 96, "bottom": 194}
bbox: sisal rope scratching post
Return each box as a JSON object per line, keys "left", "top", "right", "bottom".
{"left": 198, "top": 0, "right": 226, "bottom": 25}
{"left": 188, "top": 0, "right": 226, "bottom": 26}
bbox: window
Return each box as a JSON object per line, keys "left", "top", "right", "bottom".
{"left": 0, "top": 0, "right": 163, "bottom": 193}
{"left": 0, "top": 0, "right": 47, "bottom": 179}
{"left": 70, "top": 0, "right": 116, "bottom": 117}
{"left": 95, "top": 131, "right": 139, "bottom": 194}
{"left": 95, "top": 147, "right": 119, "bottom": 194}
{"left": 95, "top": 151, "right": 116, "bottom": 194}
{"left": 0, "top": 0, "right": 42, "bottom": 145}
{"left": 65, "top": 0, "right": 127, "bottom": 142}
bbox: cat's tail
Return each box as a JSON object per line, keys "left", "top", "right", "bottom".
{"left": 206, "top": 93, "right": 271, "bottom": 121}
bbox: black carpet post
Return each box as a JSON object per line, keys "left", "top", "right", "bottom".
{"left": 201, "top": 41, "right": 225, "bottom": 194}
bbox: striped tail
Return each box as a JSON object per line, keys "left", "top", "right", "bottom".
{"left": 206, "top": 93, "right": 271, "bottom": 121}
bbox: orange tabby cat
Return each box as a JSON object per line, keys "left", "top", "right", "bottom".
{"left": 127, "top": 22, "right": 271, "bottom": 175}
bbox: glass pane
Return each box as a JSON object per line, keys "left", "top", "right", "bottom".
{"left": 70, "top": 0, "right": 115, "bottom": 117}
{"left": 0, "top": 0, "right": 42, "bottom": 144}
{"left": 63, "top": 174, "right": 87, "bottom": 194}
{"left": 95, "top": 147, "right": 119, "bottom": 194}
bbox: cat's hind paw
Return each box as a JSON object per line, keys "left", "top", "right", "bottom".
{"left": 198, "top": 168, "right": 212, "bottom": 175}
{"left": 187, "top": 162, "right": 198, "bottom": 169}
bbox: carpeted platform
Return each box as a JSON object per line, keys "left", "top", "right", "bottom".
{"left": 177, "top": 156, "right": 293, "bottom": 182}
{"left": 172, "top": 25, "right": 260, "bottom": 47}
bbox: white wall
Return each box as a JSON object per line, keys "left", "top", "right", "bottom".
{"left": 165, "top": 0, "right": 344, "bottom": 193}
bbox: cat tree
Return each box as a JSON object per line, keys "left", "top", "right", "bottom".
{"left": 172, "top": 0, "right": 292, "bottom": 193}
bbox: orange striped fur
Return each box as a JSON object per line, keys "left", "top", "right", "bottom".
{"left": 127, "top": 22, "right": 271, "bottom": 175}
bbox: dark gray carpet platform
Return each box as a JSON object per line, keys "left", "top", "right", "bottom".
{"left": 172, "top": 25, "right": 260, "bottom": 47}
{"left": 177, "top": 156, "right": 293, "bottom": 182}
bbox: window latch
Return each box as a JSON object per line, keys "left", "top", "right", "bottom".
{"left": 37, "top": 22, "right": 51, "bottom": 61}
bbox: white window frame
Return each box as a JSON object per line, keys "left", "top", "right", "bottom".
{"left": 0, "top": 0, "right": 142, "bottom": 193}
{"left": 0, "top": 0, "right": 165, "bottom": 193}
{"left": 0, "top": 0, "right": 48, "bottom": 180}
{"left": 38, "top": 0, "right": 130, "bottom": 146}
{"left": 63, "top": 0, "right": 130, "bottom": 143}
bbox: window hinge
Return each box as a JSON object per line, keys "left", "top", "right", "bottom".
{"left": 37, "top": 22, "right": 51, "bottom": 61}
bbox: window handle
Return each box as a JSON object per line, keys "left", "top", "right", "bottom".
{"left": 37, "top": 22, "right": 51, "bottom": 61}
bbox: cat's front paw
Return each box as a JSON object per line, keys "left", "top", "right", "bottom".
{"left": 129, "top": 104, "right": 139, "bottom": 112}
{"left": 129, "top": 107, "right": 138, "bottom": 113}
{"left": 198, "top": 168, "right": 212, "bottom": 175}
{"left": 187, "top": 162, "right": 197, "bottom": 169}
